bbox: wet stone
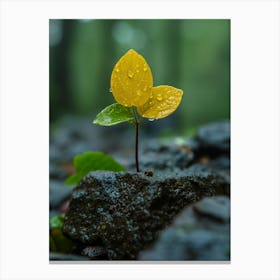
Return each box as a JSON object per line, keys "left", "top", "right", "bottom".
{"left": 81, "top": 246, "right": 107, "bottom": 260}
{"left": 49, "top": 162, "right": 69, "bottom": 181}
{"left": 50, "top": 116, "right": 134, "bottom": 165}
{"left": 195, "top": 120, "right": 230, "bottom": 156}
{"left": 193, "top": 196, "right": 230, "bottom": 223}
{"left": 49, "top": 252, "right": 90, "bottom": 261}
{"left": 139, "top": 196, "right": 230, "bottom": 261}
{"left": 129, "top": 140, "right": 194, "bottom": 171}
{"left": 187, "top": 158, "right": 230, "bottom": 196}
{"left": 63, "top": 170, "right": 227, "bottom": 260}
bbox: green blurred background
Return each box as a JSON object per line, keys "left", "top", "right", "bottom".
{"left": 50, "top": 19, "right": 230, "bottom": 133}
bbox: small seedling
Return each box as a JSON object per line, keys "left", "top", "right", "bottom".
{"left": 93, "top": 49, "right": 183, "bottom": 172}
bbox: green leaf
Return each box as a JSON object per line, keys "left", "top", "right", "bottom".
{"left": 49, "top": 235, "right": 57, "bottom": 252}
{"left": 50, "top": 214, "right": 64, "bottom": 229}
{"left": 93, "top": 103, "right": 134, "bottom": 126}
{"left": 65, "top": 151, "right": 125, "bottom": 185}
{"left": 50, "top": 228, "right": 74, "bottom": 253}
{"left": 49, "top": 214, "right": 74, "bottom": 253}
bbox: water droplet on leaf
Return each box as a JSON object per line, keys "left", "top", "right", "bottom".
{"left": 136, "top": 91, "right": 141, "bottom": 96}
{"left": 157, "top": 95, "right": 163, "bottom": 101}
{"left": 128, "top": 70, "right": 134, "bottom": 78}
{"left": 115, "top": 68, "right": 120, "bottom": 72}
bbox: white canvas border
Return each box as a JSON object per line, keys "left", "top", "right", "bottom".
{"left": 0, "top": 0, "right": 279, "bottom": 279}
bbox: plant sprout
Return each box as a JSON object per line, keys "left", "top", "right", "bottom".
{"left": 93, "top": 49, "right": 183, "bottom": 172}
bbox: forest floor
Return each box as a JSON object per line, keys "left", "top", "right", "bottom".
{"left": 49, "top": 117, "right": 230, "bottom": 261}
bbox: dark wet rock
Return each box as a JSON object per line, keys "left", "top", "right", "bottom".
{"left": 49, "top": 252, "right": 90, "bottom": 261}
{"left": 50, "top": 116, "right": 135, "bottom": 164}
{"left": 209, "top": 156, "right": 230, "bottom": 170}
{"left": 139, "top": 196, "right": 230, "bottom": 260}
{"left": 188, "top": 157, "right": 230, "bottom": 177}
{"left": 193, "top": 195, "right": 230, "bottom": 223}
{"left": 185, "top": 137, "right": 200, "bottom": 154}
{"left": 127, "top": 140, "right": 194, "bottom": 171}
{"left": 81, "top": 246, "right": 107, "bottom": 260}
{"left": 49, "top": 180, "right": 75, "bottom": 210}
{"left": 63, "top": 170, "right": 227, "bottom": 260}
{"left": 209, "top": 157, "right": 230, "bottom": 195}
{"left": 187, "top": 157, "right": 230, "bottom": 196}
{"left": 195, "top": 120, "right": 230, "bottom": 156}
{"left": 49, "top": 162, "right": 69, "bottom": 180}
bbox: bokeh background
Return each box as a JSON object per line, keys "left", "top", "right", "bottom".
{"left": 50, "top": 19, "right": 230, "bottom": 134}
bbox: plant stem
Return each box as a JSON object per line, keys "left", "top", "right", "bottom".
{"left": 133, "top": 108, "right": 140, "bottom": 172}
{"left": 135, "top": 120, "right": 140, "bottom": 172}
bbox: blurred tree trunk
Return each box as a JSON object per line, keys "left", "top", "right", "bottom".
{"left": 97, "top": 20, "right": 117, "bottom": 108}
{"left": 68, "top": 20, "right": 116, "bottom": 115}
{"left": 50, "top": 20, "right": 76, "bottom": 122}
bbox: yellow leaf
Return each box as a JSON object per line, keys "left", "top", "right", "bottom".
{"left": 137, "top": 85, "right": 183, "bottom": 119}
{"left": 110, "top": 49, "right": 153, "bottom": 107}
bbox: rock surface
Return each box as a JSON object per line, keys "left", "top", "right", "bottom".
{"left": 187, "top": 157, "right": 230, "bottom": 196}
{"left": 50, "top": 118, "right": 231, "bottom": 260}
{"left": 49, "top": 252, "right": 90, "bottom": 261}
{"left": 81, "top": 246, "right": 107, "bottom": 260}
{"left": 129, "top": 140, "right": 194, "bottom": 171}
{"left": 195, "top": 120, "right": 230, "bottom": 156}
{"left": 63, "top": 170, "right": 227, "bottom": 260}
{"left": 139, "top": 196, "right": 230, "bottom": 260}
